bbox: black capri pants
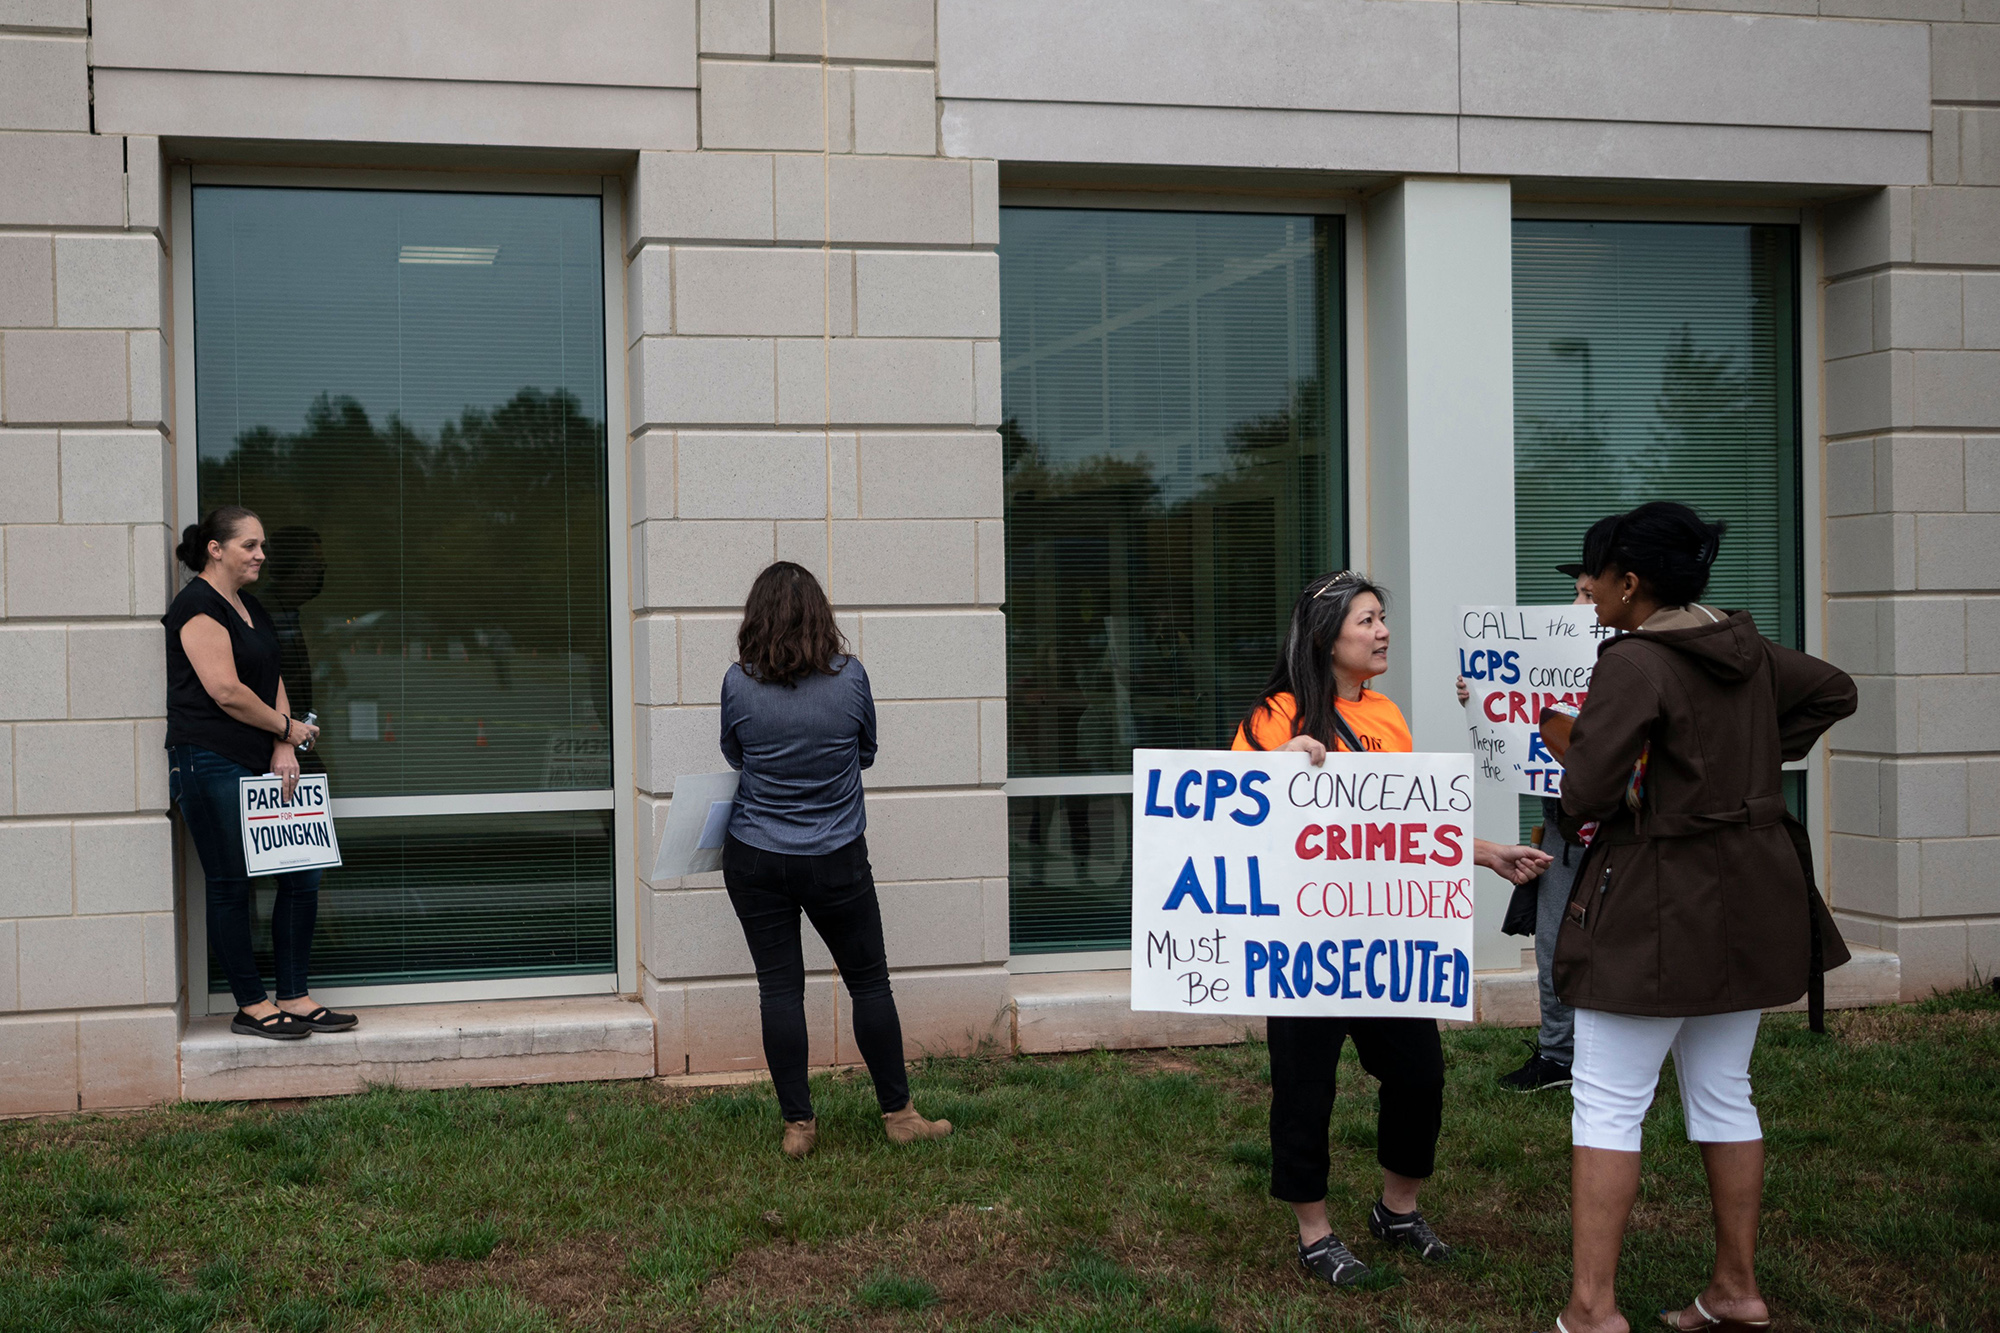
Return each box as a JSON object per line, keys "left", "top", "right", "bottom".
{"left": 1267, "top": 1015, "right": 1445, "bottom": 1203}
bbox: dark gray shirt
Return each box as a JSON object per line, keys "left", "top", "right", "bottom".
{"left": 719, "top": 655, "right": 877, "bottom": 856}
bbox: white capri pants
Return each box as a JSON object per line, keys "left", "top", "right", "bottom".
{"left": 1571, "top": 1007, "right": 1764, "bottom": 1152}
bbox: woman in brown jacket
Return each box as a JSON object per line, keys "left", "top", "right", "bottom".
{"left": 1538, "top": 503, "right": 1856, "bottom": 1333}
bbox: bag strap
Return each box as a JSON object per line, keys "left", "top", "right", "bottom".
{"left": 1328, "top": 704, "right": 1365, "bottom": 755}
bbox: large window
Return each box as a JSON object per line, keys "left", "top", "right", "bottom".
{"left": 1513, "top": 219, "right": 1803, "bottom": 829}
{"left": 1000, "top": 208, "right": 1342, "bottom": 954}
{"left": 192, "top": 186, "right": 614, "bottom": 996}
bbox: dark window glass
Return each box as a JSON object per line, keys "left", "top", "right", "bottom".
{"left": 192, "top": 186, "right": 614, "bottom": 992}
{"left": 1000, "top": 208, "right": 1342, "bottom": 953}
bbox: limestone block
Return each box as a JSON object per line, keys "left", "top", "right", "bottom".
{"left": 857, "top": 432, "right": 1001, "bottom": 518}
{"left": 636, "top": 518, "right": 773, "bottom": 609}
{"left": 0, "top": 329, "right": 127, "bottom": 425}
{"left": 0, "top": 2, "right": 87, "bottom": 29}
{"left": 701, "top": 59, "right": 852, "bottom": 153}
{"left": 1933, "top": 22, "right": 2000, "bottom": 103}
{"left": 59, "top": 429, "right": 167, "bottom": 524}
{"left": 629, "top": 336, "right": 775, "bottom": 428}
{"left": 0, "top": 921, "right": 14, "bottom": 1009}
{"left": 1824, "top": 349, "right": 1911, "bottom": 438}
{"left": 973, "top": 340, "right": 999, "bottom": 427}
{"left": 1010, "top": 969, "right": 1262, "bottom": 1055}
{"left": 1881, "top": 758, "right": 1969, "bottom": 840}
{"left": 863, "top": 788, "right": 1005, "bottom": 880}
{"left": 125, "top": 135, "right": 164, "bottom": 234}
{"left": 1933, "top": 108, "right": 1961, "bottom": 186}
{"left": 1971, "top": 598, "right": 2000, "bottom": 673}
{"left": 0, "top": 34, "right": 87, "bottom": 131}
{"left": 853, "top": 66, "right": 937, "bottom": 156}
{"left": 1825, "top": 438, "right": 1875, "bottom": 517}
{"left": 77, "top": 1007, "right": 177, "bottom": 1109}
{"left": 777, "top": 337, "right": 974, "bottom": 426}
{"left": 828, "top": 519, "right": 975, "bottom": 604}
{"left": 1965, "top": 109, "right": 2000, "bottom": 189}
{"left": 4, "top": 524, "right": 130, "bottom": 617}
{"left": 1842, "top": 673, "right": 1917, "bottom": 754}
{"left": 774, "top": 0, "right": 933, "bottom": 61}
{"left": 981, "top": 876, "right": 1007, "bottom": 960}
{"left": 1824, "top": 593, "right": 1877, "bottom": 675}
{"left": 1913, "top": 188, "right": 2000, "bottom": 268}
{"left": 675, "top": 246, "right": 851, "bottom": 337}
{"left": 0, "top": 234, "right": 53, "bottom": 327}
{"left": 772, "top": 519, "right": 829, "bottom": 586}
{"left": 864, "top": 698, "right": 979, "bottom": 789}
{"left": 1916, "top": 514, "right": 2000, "bottom": 589}
{"left": 1823, "top": 188, "right": 1911, "bottom": 279}
{"left": 855, "top": 251, "right": 996, "bottom": 339}
{"left": 678, "top": 431, "right": 830, "bottom": 519}
{"left": 1874, "top": 270, "right": 1962, "bottom": 352}
{"left": 1917, "top": 674, "right": 2000, "bottom": 752}
{"left": 975, "top": 518, "right": 1002, "bottom": 604}
{"left": 629, "top": 150, "right": 774, "bottom": 248}
{"left": 1879, "top": 596, "right": 1967, "bottom": 674}
{"left": 1913, "top": 351, "right": 2000, "bottom": 429}
{"left": 626, "top": 244, "right": 669, "bottom": 339}
{"left": 1882, "top": 917, "right": 1971, "bottom": 1000}
{"left": 1825, "top": 512, "right": 1915, "bottom": 594}
{"left": 978, "top": 698, "right": 1004, "bottom": 786}
{"left": 1823, "top": 276, "right": 1873, "bottom": 360}
{"left": 1828, "top": 754, "right": 1879, "bottom": 837}
{"left": 1874, "top": 435, "right": 1963, "bottom": 514}
{"left": 0, "top": 132, "right": 124, "bottom": 227}
{"left": 857, "top": 608, "right": 1004, "bottom": 699}
{"left": 873, "top": 880, "right": 987, "bottom": 967}
{"left": 1968, "top": 276, "right": 2000, "bottom": 352}
{"left": 0, "top": 819, "right": 71, "bottom": 916}
{"left": 836, "top": 963, "right": 1008, "bottom": 1060}
{"left": 772, "top": 153, "right": 826, "bottom": 243}
{"left": 787, "top": 156, "right": 973, "bottom": 246}
{"left": 19, "top": 913, "right": 146, "bottom": 1009}
{"left": 53, "top": 235, "right": 161, "bottom": 329}
{"left": 971, "top": 160, "right": 998, "bottom": 248}
{"left": 134, "top": 717, "right": 166, "bottom": 813}
{"left": 131, "top": 527, "right": 168, "bottom": 620}
{"left": 630, "top": 429, "right": 674, "bottom": 524}
{"left": 645, "top": 887, "right": 770, "bottom": 978}
{"left": 1968, "top": 436, "right": 2000, "bottom": 512}
{"left": 0, "top": 723, "right": 11, "bottom": 815}
{"left": 73, "top": 816, "right": 172, "bottom": 915}
{"left": 677, "top": 614, "right": 739, "bottom": 705}
{"left": 633, "top": 614, "right": 679, "bottom": 707}
{"left": 1919, "top": 837, "right": 1999, "bottom": 917}
{"left": 641, "top": 972, "right": 688, "bottom": 1076}
{"left": 636, "top": 704, "right": 724, "bottom": 794}
{"left": 0, "top": 625, "right": 65, "bottom": 720}
{"left": 0, "top": 1014, "right": 77, "bottom": 1116}
{"left": 699, "top": 0, "right": 770, "bottom": 56}
{"left": 684, "top": 974, "right": 835, "bottom": 1073}
{"left": 141, "top": 909, "right": 174, "bottom": 1004}
{"left": 1970, "top": 757, "right": 2000, "bottom": 836}
{"left": 13, "top": 720, "right": 137, "bottom": 815}
{"left": 128, "top": 331, "right": 166, "bottom": 427}
{"left": 1828, "top": 832, "right": 1919, "bottom": 919}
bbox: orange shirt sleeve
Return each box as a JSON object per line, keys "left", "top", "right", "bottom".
{"left": 1232, "top": 692, "right": 1297, "bottom": 751}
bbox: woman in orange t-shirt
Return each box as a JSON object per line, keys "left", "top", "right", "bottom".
{"left": 1233, "top": 570, "right": 1550, "bottom": 1290}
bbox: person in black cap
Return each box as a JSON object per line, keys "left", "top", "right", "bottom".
{"left": 1458, "top": 515, "right": 1618, "bottom": 1092}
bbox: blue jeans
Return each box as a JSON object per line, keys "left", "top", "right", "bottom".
{"left": 169, "top": 745, "right": 322, "bottom": 1008}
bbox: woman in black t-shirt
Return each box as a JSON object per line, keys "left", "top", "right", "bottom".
{"left": 165, "top": 507, "right": 351, "bottom": 1041}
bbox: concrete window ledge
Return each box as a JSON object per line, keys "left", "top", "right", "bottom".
{"left": 180, "top": 996, "right": 655, "bottom": 1102}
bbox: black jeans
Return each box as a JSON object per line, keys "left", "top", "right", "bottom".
{"left": 1267, "top": 1015, "right": 1445, "bottom": 1203}
{"left": 169, "top": 745, "right": 322, "bottom": 1008}
{"left": 722, "top": 832, "right": 910, "bottom": 1122}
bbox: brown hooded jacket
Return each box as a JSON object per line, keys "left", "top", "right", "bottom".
{"left": 1552, "top": 606, "right": 1857, "bottom": 1017}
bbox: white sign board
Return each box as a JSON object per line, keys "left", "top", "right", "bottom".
{"left": 650, "top": 771, "right": 741, "bottom": 881}
{"left": 238, "top": 774, "right": 342, "bottom": 877}
{"left": 1455, "top": 604, "right": 1613, "bottom": 797}
{"left": 1130, "top": 749, "right": 1477, "bottom": 1020}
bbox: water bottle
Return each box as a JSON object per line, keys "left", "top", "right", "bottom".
{"left": 296, "top": 711, "right": 319, "bottom": 754}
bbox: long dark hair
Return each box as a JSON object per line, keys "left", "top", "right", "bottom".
{"left": 175, "top": 505, "right": 260, "bottom": 573}
{"left": 1238, "top": 570, "right": 1390, "bottom": 750}
{"left": 1588, "top": 501, "right": 1726, "bottom": 607}
{"left": 736, "top": 561, "right": 848, "bottom": 686}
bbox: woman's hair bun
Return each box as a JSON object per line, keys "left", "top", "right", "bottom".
{"left": 1597, "top": 501, "right": 1726, "bottom": 607}
{"left": 176, "top": 506, "right": 260, "bottom": 573}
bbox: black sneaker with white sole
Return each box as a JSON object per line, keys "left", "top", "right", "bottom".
{"left": 1367, "top": 1201, "right": 1453, "bottom": 1263}
{"left": 1498, "top": 1049, "right": 1574, "bottom": 1093}
{"left": 1296, "top": 1232, "right": 1371, "bottom": 1287}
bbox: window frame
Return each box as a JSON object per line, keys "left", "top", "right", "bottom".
{"left": 994, "top": 187, "right": 1360, "bottom": 971}
{"left": 169, "top": 164, "right": 637, "bottom": 1014}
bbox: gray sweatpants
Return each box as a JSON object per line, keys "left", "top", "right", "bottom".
{"left": 1534, "top": 818, "right": 1580, "bottom": 1065}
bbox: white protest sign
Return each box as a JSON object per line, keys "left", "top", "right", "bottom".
{"left": 1130, "top": 748, "right": 1477, "bottom": 1020}
{"left": 650, "top": 771, "right": 741, "bottom": 881}
{"left": 1455, "top": 604, "right": 1613, "bottom": 797}
{"left": 238, "top": 774, "right": 342, "bottom": 877}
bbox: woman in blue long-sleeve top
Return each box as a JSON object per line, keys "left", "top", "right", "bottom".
{"left": 718, "top": 561, "right": 952, "bottom": 1159}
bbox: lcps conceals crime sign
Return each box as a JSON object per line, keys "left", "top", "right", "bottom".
{"left": 1130, "top": 750, "right": 1477, "bottom": 1020}
{"left": 238, "top": 774, "right": 342, "bottom": 877}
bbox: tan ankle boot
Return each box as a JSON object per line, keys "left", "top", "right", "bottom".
{"left": 882, "top": 1104, "right": 951, "bottom": 1144}
{"left": 782, "top": 1117, "right": 817, "bottom": 1159}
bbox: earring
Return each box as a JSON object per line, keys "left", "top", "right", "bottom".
{"left": 1622, "top": 594, "right": 1631, "bottom": 604}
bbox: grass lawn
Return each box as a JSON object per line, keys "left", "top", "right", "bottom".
{"left": 2, "top": 988, "right": 1996, "bottom": 1333}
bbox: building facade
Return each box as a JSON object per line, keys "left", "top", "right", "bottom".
{"left": 0, "top": 0, "right": 1993, "bottom": 1113}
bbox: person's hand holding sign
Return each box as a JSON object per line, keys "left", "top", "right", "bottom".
{"left": 1278, "top": 734, "right": 1327, "bottom": 764}
{"left": 1538, "top": 709, "right": 1575, "bottom": 765}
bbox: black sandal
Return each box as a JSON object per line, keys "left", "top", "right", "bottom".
{"left": 285, "top": 1006, "right": 358, "bottom": 1032}
{"left": 231, "top": 1009, "right": 312, "bottom": 1040}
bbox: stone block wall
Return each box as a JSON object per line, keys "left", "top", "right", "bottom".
{"left": 1823, "top": 15, "right": 2000, "bottom": 998}
{"left": 0, "top": 6, "right": 180, "bottom": 1112}
{"left": 630, "top": 0, "right": 1011, "bottom": 1076}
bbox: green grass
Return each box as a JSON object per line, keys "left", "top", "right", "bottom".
{"left": 0, "top": 988, "right": 1995, "bottom": 1331}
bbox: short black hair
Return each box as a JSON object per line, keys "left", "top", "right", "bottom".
{"left": 1588, "top": 501, "right": 1726, "bottom": 606}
